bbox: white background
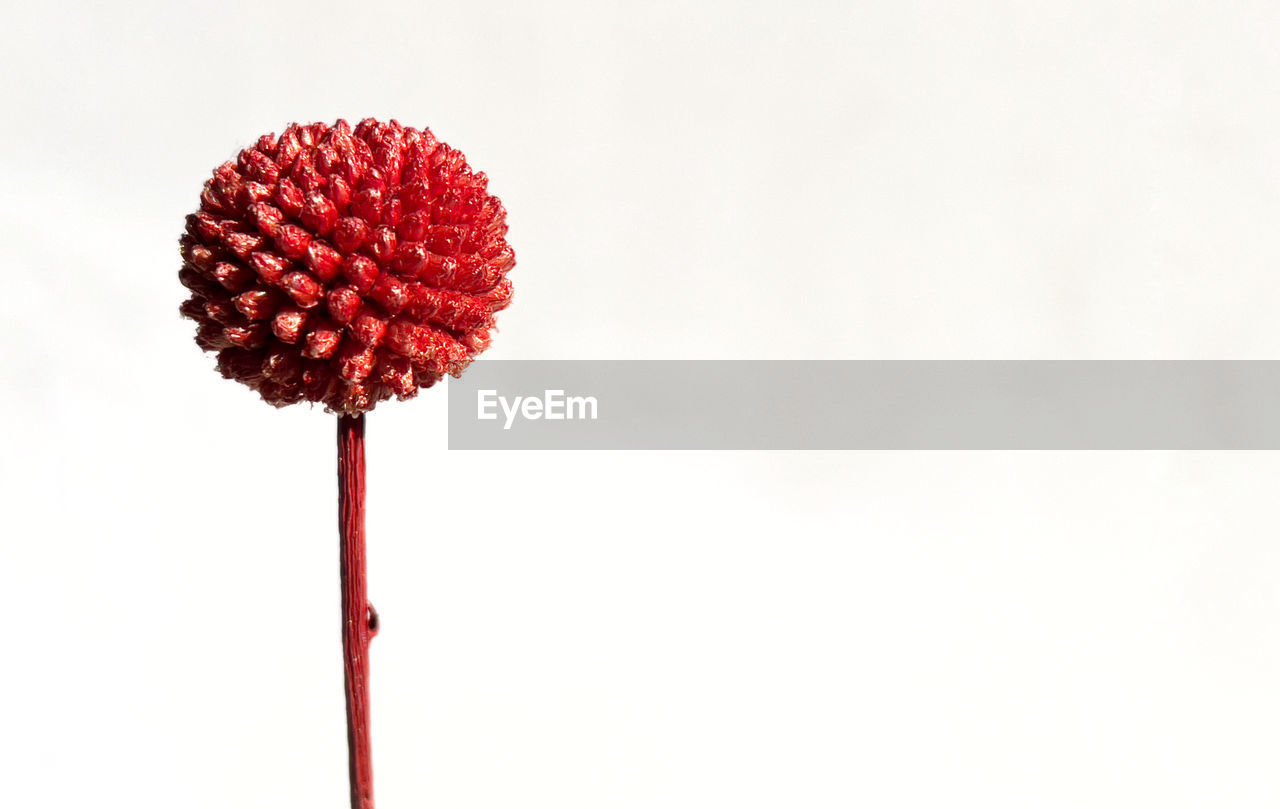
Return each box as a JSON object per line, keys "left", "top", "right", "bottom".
{"left": 3, "top": 2, "right": 1279, "bottom": 807}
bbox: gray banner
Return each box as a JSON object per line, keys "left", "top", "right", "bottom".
{"left": 446, "top": 361, "right": 1280, "bottom": 449}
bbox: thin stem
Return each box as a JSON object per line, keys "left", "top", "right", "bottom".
{"left": 338, "top": 414, "right": 378, "bottom": 809}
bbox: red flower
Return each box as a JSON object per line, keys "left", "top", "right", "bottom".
{"left": 179, "top": 119, "right": 515, "bottom": 414}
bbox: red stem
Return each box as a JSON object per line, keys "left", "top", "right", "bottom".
{"left": 338, "top": 414, "right": 378, "bottom": 809}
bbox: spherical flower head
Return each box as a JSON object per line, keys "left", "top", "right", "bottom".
{"left": 179, "top": 119, "right": 515, "bottom": 414}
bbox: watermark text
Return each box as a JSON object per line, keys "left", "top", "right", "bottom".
{"left": 476, "top": 389, "right": 599, "bottom": 430}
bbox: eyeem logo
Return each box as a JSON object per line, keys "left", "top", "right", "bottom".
{"left": 477, "top": 389, "right": 599, "bottom": 430}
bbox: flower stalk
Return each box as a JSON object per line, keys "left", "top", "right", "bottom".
{"left": 338, "top": 414, "right": 378, "bottom": 809}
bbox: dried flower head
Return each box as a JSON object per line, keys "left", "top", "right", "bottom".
{"left": 179, "top": 119, "right": 515, "bottom": 414}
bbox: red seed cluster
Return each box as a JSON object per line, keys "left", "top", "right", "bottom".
{"left": 179, "top": 119, "right": 515, "bottom": 414}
